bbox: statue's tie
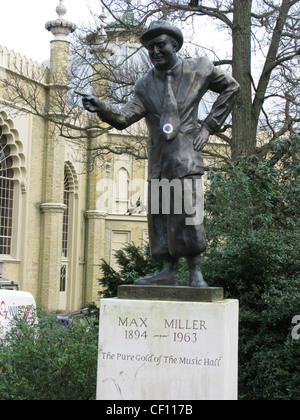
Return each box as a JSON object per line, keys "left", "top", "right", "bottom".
{"left": 160, "top": 70, "right": 180, "bottom": 140}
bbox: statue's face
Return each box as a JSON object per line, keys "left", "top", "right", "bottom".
{"left": 147, "top": 34, "right": 178, "bottom": 71}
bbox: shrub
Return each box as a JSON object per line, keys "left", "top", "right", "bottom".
{"left": 98, "top": 242, "right": 189, "bottom": 298}
{"left": 202, "top": 138, "right": 300, "bottom": 400}
{"left": 0, "top": 308, "right": 98, "bottom": 400}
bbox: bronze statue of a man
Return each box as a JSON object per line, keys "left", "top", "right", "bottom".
{"left": 82, "top": 20, "right": 240, "bottom": 288}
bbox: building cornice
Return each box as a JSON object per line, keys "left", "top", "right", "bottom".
{"left": 40, "top": 203, "right": 67, "bottom": 213}
{"left": 85, "top": 210, "right": 108, "bottom": 220}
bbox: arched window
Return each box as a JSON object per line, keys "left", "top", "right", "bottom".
{"left": 115, "top": 168, "right": 129, "bottom": 213}
{"left": 62, "top": 171, "right": 70, "bottom": 259}
{"left": 0, "top": 111, "right": 26, "bottom": 261}
{"left": 59, "top": 162, "right": 78, "bottom": 310}
{"left": 60, "top": 169, "right": 71, "bottom": 296}
{"left": 0, "top": 129, "right": 14, "bottom": 255}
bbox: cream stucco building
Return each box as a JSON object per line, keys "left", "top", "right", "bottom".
{"left": 0, "top": 2, "right": 229, "bottom": 313}
{"left": 0, "top": 2, "right": 149, "bottom": 312}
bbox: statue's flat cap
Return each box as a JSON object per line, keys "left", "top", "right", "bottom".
{"left": 140, "top": 20, "right": 184, "bottom": 51}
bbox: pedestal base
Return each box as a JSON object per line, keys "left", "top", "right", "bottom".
{"left": 118, "top": 285, "right": 223, "bottom": 302}
{"left": 97, "top": 297, "right": 239, "bottom": 400}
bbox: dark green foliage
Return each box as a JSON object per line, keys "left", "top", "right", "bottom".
{"left": 98, "top": 242, "right": 163, "bottom": 298}
{"left": 0, "top": 309, "right": 98, "bottom": 400}
{"left": 202, "top": 136, "right": 300, "bottom": 400}
{"left": 98, "top": 242, "right": 189, "bottom": 298}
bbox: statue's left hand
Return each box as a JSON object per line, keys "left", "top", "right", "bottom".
{"left": 193, "top": 126, "right": 210, "bottom": 151}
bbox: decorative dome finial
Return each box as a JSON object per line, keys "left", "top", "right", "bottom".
{"left": 45, "top": 0, "right": 76, "bottom": 41}
{"left": 99, "top": 6, "right": 108, "bottom": 37}
{"left": 56, "top": 0, "right": 67, "bottom": 19}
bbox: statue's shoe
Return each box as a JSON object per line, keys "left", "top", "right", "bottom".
{"left": 135, "top": 272, "right": 178, "bottom": 286}
{"left": 189, "top": 271, "right": 208, "bottom": 288}
{"left": 189, "top": 279, "right": 209, "bottom": 288}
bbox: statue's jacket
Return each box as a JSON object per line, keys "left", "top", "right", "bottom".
{"left": 97, "top": 57, "right": 240, "bottom": 181}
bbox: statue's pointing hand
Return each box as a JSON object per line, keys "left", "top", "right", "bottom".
{"left": 81, "top": 95, "right": 105, "bottom": 113}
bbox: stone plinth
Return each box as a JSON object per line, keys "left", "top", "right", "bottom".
{"left": 97, "top": 298, "right": 239, "bottom": 400}
{"left": 118, "top": 285, "right": 223, "bottom": 302}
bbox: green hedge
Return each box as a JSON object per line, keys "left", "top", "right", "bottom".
{"left": 0, "top": 309, "right": 98, "bottom": 400}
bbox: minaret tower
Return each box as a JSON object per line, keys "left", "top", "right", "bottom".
{"left": 45, "top": 0, "right": 76, "bottom": 87}
{"left": 39, "top": 1, "right": 76, "bottom": 311}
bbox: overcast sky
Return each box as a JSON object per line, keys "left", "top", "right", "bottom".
{"left": 1, "top": 0, "right": 99, "bottom": 62}
{"left": 1, "top": 0, "right": 231, "bottom": 64}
